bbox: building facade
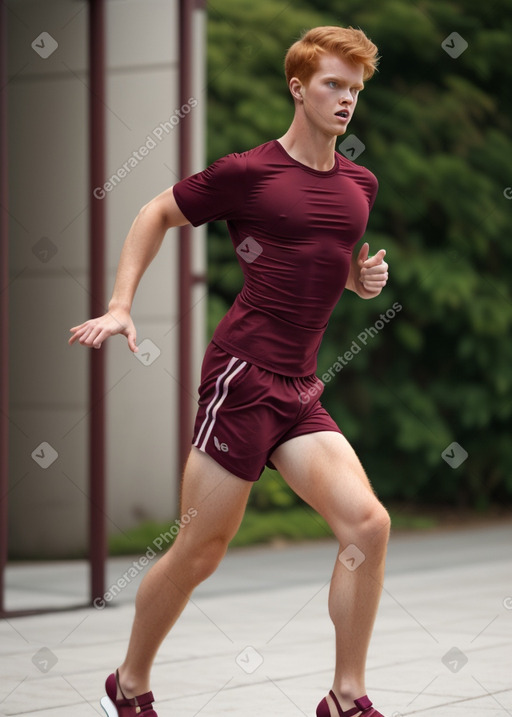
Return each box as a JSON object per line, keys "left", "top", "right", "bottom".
{"left": 3, "top": 0, "right": 206, "bottom": 560}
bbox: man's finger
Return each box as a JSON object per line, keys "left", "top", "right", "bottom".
{"left": 357, "top": 242, "right": 370, "bottom": 266}
{"left": 93, "top": 328, "right": 113, "bottom": 349}
{"left": 363, "top": 275, "right": 388, "bottom": 287}
{"left": 362, "top": 248, "right": 386, "bottom": 268}
{"left": 127, "top": 331, "right": 138, "bottom": 353}
{"left": 87, "top": 326, "right": 104, "bottom": 348}
{"left": 77, "top": 326, "right": 94, "bottom": 344}
{"left": 364, "top": 264, "right": 388, "bottom": 277}
{"left": 69, "top": 328, "right": 88, "bottom": 345}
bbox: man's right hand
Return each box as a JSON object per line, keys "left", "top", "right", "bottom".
{"left": 68, "top": 187, "right": 188, "bottom": 354}
{"left": 69, "top": 308, "right": 138, "bottom": 352}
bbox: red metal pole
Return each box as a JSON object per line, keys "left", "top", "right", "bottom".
{"left": 178, "top": 0, "right": 195, "bottom": 485}
{"left": 0, "top": 0, "right": 9, "bottom": 616}
{"left": 88, "top": 0, "right": 107, "bottom": 604}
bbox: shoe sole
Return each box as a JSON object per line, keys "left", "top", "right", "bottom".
{"left": 100, "top": 695, "right": 118, "bottom": 717}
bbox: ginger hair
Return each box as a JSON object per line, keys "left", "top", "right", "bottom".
{"left": 285, "top": 26, "right": 379, "bottom": 85}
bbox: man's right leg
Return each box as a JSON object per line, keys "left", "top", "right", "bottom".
{"left": 115, "top": 447, "right": 253, "bottom": 698}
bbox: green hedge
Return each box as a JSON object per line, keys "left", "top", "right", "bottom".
{"left": 206, "top": 0, "right": 512, "bottom": 508}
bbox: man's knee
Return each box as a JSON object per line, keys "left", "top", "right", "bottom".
{"left": 331, "top": 496, "right": 390, "bottom": 547}
{"left": 357, "top": 499, "right": 391, "bottom": 546}
{"left": 174, "top": 534, "right": 229, "bottom": 584}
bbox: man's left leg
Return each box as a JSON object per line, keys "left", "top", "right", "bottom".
{"left": 270, "top": 431, "right": 390, "bottom": 717}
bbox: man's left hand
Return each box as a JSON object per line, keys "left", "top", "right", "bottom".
{"left": 356, "top": 242, "right": 388, "bottom": 298}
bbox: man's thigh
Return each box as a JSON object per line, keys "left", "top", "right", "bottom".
{"left": 177, "top": 447, "right": 253, "bottom": 546}
{"left": 270, "top": 431, "right": 385, "bottom": 530}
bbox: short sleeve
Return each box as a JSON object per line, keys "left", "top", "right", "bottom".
{"left": 172, "top": 153, "right": 248, "bottom": 227}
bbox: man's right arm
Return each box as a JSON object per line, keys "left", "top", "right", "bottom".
{"left": 69, "top": 187, "right": 189, "bottom": 352}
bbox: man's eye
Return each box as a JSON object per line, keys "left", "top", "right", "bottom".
{"left": 328, "top": 81, "right": 337, "bottom": 88}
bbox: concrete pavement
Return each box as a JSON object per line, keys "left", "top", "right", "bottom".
{"left": 1, "top": 523, "right": 511, "bottom": 716}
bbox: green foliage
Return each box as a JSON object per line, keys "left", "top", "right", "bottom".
{"left": 206, "top": 0, "right": 512, "bottom": 508}
{"left": 248, "top": 467, "right": 299, "bottom": 511}
{"left": 229, "top": 506, "right": 333, "bottom": 547}
{"left": 107, "top": 510, "right": 333, "bottom": 555}
{"left": 107, "top": 505, "right": 440, "bottom": 556}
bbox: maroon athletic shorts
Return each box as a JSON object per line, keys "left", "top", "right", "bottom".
{"left": 192, "top": 341, "right": 342, "bottom": 482}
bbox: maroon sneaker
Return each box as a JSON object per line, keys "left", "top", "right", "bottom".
{"left": 317, "top": 690, "right": 384, "bottom": 717}
{"left": 100, "top": 671, "right": 158, "bottom": 716}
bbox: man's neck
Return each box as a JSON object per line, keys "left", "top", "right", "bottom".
{"left": 277, "top": 116, "right": 338, "bottom": 172}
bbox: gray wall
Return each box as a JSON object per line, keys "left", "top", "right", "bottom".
{"left": 7, "top": 0, "right": 206, "bottom": 558}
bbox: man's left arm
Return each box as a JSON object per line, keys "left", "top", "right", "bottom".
{"left": 345, "top": 241, "right": 388, "bottom": 299}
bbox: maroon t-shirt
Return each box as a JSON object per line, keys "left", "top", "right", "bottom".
{"left": 173, "top": 140, "right": 378, "bottom": 377}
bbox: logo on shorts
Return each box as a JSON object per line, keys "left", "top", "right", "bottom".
{"left": 214, "top": 436, "right": 229, "bottom": 453}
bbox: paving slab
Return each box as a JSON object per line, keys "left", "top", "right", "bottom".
{"left": 1, "top": 523, "right": 511, "bottom": 716}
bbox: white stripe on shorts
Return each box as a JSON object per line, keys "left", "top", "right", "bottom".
{"left": 194, "top": 356, "right": 247, "bottom": 452}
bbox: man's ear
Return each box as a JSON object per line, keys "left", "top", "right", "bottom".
{"left": 289, "top": 77, "right": 304, "bottom": 102}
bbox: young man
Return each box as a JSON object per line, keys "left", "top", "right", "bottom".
{"left": 70, "top": 26, "right": 390, "bottom": 717}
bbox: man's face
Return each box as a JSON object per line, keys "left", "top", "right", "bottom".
{"left": 298, "top": 54, "right": 365, "bottom": 137}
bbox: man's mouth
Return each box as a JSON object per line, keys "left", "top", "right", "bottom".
{"left": 335, "top": 110, "right": 349, "bottom": 120}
